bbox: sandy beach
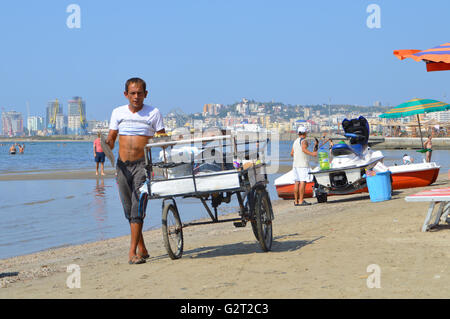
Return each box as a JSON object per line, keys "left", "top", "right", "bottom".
{"left": 0, "top": 172, "right": 449, "bottom": 299}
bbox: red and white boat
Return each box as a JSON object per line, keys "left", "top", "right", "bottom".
{"left": 274, "top": 162, "right": 440, "bottom": 200}
{"left": 388, "top": 162, "right": 440, "bottom": 190}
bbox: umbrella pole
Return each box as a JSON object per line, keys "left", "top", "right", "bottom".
{"left": 417, "top": 114, "right": 424, "bottom": 149}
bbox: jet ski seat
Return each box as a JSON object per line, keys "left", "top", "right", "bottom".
{"left": 331, "top": 116, "right": 370, "bottom": 157}
{"left": 331, "top": 143, "right": 363, "bottom": 157}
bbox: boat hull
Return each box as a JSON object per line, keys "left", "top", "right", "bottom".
{"left": 275, "top": 164, "right": 440, "bottom": 200}
{"left": 390, "top": 167, "right": 440, "bottom": 190}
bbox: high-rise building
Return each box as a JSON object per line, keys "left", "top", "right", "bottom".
{"left": 56, "top": 114, "right": 67, "bottom": 135}
{"left": 27, "top": 116, "right": 45, "bottom": 134}
{"left": 46, "top": 99, "right": 63, "bottom": 128}
{"left": 1, "top": 110, "right": 24, "bottom": 137}
{"left": 67, "top": 96, "right": 87, "bottom": 135}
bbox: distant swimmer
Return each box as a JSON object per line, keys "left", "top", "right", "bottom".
{"left": 9, "top": 144, "right": 16, "bottom": 155}
{"left": 18, "top": 144, "right": 25, "bottom": 154}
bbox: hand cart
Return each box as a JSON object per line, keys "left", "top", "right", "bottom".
{"left": 141, "top": 133, "right": 274, "bottom": 259}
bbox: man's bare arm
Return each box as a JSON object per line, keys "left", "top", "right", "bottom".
{"left": 106, "top": 130, "right": 118, "bottom": 150}
{"left": 301, "top": 140, "right": 317, "bottom": 157}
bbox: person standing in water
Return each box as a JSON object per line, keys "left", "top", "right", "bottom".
{"left": 9, "top": 143, "right": 16, "bottom": 154}
{"left": 424, "top": 135, "right": 433, "bottom": 163}
{"left": 93, "top": 132, "right": 105, "bottom": 176}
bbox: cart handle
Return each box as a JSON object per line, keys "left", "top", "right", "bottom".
{"left": 145, "top": 135, "right": 232, "bottom": 149}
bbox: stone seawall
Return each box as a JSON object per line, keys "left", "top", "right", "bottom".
{"left": 278, "top": 132, "right": 450, "bottom": 149}
{"left": 370, "top": 137, "right": 450, "bottom": 150}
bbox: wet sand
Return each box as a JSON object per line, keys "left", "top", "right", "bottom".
{"left": 0, "top": 165, "right": 292, "bottom": 181}
{"left": 0, "top": 169, "right": 116, "bottom": 181}
{"left": 0, "top": 173, "right": 449, "bottom": 299}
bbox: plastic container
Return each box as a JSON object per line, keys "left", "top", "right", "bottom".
{"left": 366, "top": 171, "right": 392, "bottom": 202}
{"left": 318, "top": 148, "right": 330, "bottom": 170}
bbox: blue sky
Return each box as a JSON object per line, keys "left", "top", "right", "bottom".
{"left": 0, "top": 0, "right": 448, "bottom": 121}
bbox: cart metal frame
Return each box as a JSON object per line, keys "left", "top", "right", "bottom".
{"left": 143, "top": 133, "right": 274, "bottom": 259}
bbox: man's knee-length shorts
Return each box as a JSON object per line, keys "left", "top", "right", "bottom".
{"left": 116, "top": 158, "right": 148, "bottom": 224}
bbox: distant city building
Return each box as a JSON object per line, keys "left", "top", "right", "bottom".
{"left": 27, "top": 116, "right": 45, "bottom": 134}
{"left": 303, "top": 107, "right": 311, "bottom": 119}
{"left": 56, "top": 114, "right": 67, "bottom": 135}
{"left": 374, "top": 101, "right": 382, "bottom": 107}
{"left": 236, "top": 98, "right": 249, "bottom": 115}
{"left": 67, "top": 96, "right": 87, "bottom": 135}
{"left": 89, "top": 120, "right": 109, "bottom": 134}
{"left": 202, "top": 103, "right": 222, "bottom": 116}
{"left": 1, "top": 110, "right": 24, "bottom": 137}
{"left": 249, "top": 103, "right": 258, "bottom": 113}
{"left": 429, "top": 110, "right": 450, "bottom": 122}
{"left": 46, "top": 99, "right": 63, "bottom": 129}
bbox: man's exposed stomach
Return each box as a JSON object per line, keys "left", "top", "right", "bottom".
{"left": 118, "top": 135, "right": 151, "bottom": 162}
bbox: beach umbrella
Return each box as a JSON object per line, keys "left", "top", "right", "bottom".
{"left": 379, "top": 98, "right": 450, "bottom": 148}
{"left": 393, "top": 42, "right": 450, "bottom": 72}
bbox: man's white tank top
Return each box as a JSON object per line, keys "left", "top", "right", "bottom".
{"left": 292, "top": 137, "right": 309, "bottom": 168}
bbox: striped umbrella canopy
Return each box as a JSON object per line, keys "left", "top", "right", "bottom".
{"left": 394, "top": 42, "right": 450, "bottom": 72}
{"left": 379, "top": 98, "right": 450, "bottom": 148}
{"left": 379, "top": 98, "right": 449, "bottom": 119}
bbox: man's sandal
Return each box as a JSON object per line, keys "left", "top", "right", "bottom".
{"left": 128, "top": 255, "right": 146, "bottom": 265}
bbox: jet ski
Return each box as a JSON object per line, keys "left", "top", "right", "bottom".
{"left": 310, "top": 116, "right": 384, "bottom": 202}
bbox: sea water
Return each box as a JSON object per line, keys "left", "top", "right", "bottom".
{"left": 0, "top": 142, "right": 281, "bottom": 259}
{"left": 0, "top": 141, "right": 449, "bottom": 259}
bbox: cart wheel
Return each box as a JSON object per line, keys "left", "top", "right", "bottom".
{"left": 251, "top": 220, "right": 259, "bottom": 241}
{"left": 314, "top": 183, "right": 328, "bottom": 203}
{"left": 254, "top": 188, "right": 273, "bottom": 251}
{"left": 246, "top": 192, "right": 259, "bottom": 240}
{"left": 162, "top": 203, "right": 184, "bottom": 260}
{"left": 316, "top": 192, "right": 328, "bottom": 203}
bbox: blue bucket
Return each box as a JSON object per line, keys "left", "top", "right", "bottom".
{"left": 366, "top": 171, "right": 392, "bottom": 202}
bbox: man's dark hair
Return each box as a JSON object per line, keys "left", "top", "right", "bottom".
{"left": 125, "top": 77, "right": 147, "bottom": 92}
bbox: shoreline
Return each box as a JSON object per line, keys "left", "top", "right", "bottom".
{"left": 2, "top": 137, "right": 450, "bottom": 150}
{"left": 0, "top": 173, "right": 449, "bottom": 298}
{"left": 0, "top": 165, "right": 293, "bottom": 181}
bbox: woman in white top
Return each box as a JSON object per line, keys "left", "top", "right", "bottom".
{"left": 290, "top": 126, "right": 318, "bottom": 206}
